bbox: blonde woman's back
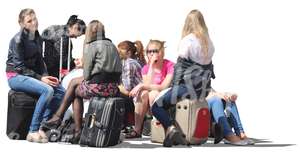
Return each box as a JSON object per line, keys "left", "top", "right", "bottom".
{"left": 178, "top": 33, "right": 214, "bottom": 65}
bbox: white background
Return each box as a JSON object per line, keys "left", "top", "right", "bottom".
{"left": 0, "top": 0, "right": 299, "bottom": 152}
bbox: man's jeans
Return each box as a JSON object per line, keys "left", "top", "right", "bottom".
{"left": 8, "top": 75, "right": 65, "bottom": 132}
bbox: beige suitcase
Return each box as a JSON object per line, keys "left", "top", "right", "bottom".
{"left": 175, "top": 99, "right": 210, "bottom": 145}
{"left": 151, "top": 99, "right": 210, "bottom": 145}
{"left": 150, "top": 117, "right": 165, "bottom": 143}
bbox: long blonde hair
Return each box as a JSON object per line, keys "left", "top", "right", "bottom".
{"left": 182, "top": 9, "right": 209, "bottom": 56}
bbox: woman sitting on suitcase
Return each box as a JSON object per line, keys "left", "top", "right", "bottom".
{"left": 43, "top": 20, "right": 122, "bottom": 144}
{"left": 117, "top": 40, "right": 144, "bottom": 129}
{"left": 126, "top": 40, "right": 174, "bottom": 138}
{"left": 6, "top": 8, "right": 65, "bottom": 143}
{"left": 207, "top": 90, "right": 255, "bottom": 145}
{"left": 151, "top": 10, "right": 215, "bottom": 147}
{"left": 42, "top": 15, "right": 86, "bottom": 80}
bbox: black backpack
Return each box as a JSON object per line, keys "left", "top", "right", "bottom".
{"left": 45, "top": 117, "right": 77, "bottom": 143}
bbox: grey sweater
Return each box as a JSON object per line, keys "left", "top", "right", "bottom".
{"left": 83, "top": 39, "right": 122, "bottom": 81}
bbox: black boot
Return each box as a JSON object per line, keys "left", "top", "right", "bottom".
{"left": 163, "top": 127, "right": 186, "bottom": 147}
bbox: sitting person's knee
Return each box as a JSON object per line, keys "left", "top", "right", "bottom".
{"left": 140, "top": 90, "right": 149, "bottom": 100}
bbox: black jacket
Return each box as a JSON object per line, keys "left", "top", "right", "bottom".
{"left": 42, "top": 25, "right": 75, "bottom": 78}
{"left": 6, "top": 28, "right": 48, "bottom": 80}
{"left": 171, "top": 57, "right": 215, "bottom": 98}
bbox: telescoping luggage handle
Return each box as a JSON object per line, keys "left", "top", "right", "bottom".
{"left": 59, "top": 37, "right": 71, "bottom": 81}
{"left": 42, "top": 37, "right": 71, "bottom": 81}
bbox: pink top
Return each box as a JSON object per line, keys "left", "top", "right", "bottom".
{"left": 141, "top": 59, "right": 174, "bottom": 85}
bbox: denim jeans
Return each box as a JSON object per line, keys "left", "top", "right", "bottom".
{"left": 151, "top": 84, "right": 189, "bottom": 129}
{"left": 8, "top": 75, "right": 65, "bottom": 132}
{"left": 207, "top": 96, "right": 245, "bottom": 136}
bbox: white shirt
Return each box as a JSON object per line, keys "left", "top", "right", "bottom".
{"left": 178, "top": 33, "right": 214, "bottom": 65}
{"left": 71, "top": 36, "right": 85, "bottom": 59}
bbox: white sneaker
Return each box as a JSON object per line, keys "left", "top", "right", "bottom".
{"left": 39, "top": 130, "right": 48, "bottom": 143}
{"left": 26, "top": 132, "right": 42, "bottom": 143}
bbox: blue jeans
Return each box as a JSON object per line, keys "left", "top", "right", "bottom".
{"left": 152, "top": 85, "right": 189, "bottom": 129}
{"left": 8, "top": 75, "right": 65, "bottom": 132}
{"left": 207, "top": 96, "right": 244, "bottom": 136}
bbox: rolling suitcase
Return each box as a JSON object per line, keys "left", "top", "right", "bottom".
{"left": 43, "top": 37, "right": 72, "bottom": 81}
{"left": 150, "top": 117, "right": 165, "bottom": 143}
{"left": 6, "top": 90, "right": 38, "bottom": 140}
{"left": 175, "top": 99, "right": 210, "bottom": 145}
{"left": 79, "top": 97, "right": 125, "bottom": 147}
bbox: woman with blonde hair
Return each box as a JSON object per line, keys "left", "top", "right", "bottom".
{"left": 151, "top": 9, "right": 215, "bottom": 147}
{"left": 125, "top": 40, "right": 174, "bottom": 138}
{"left": 43, "top": 20, "right": 122, "bottom": 144}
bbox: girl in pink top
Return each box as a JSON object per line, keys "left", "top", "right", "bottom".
{"left": 126, "top": 40, "right": 174, "bottom": 138}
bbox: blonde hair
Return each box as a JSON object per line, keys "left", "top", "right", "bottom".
{"left": 146, "top": 39, "right": 165, "bottom": 52}
{"left": 18, "top": 8, "right": 35, "bottom": 24}
{"left": 84, "top": 20, "right": 105, "bottom": 43}
{"left": 182, "top": 9, "right": 209, "bottom": 56}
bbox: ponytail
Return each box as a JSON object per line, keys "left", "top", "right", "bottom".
{"left": 134, "top": 41, "right": 146, "bottom": 65}
{"left": 67, "top": 15, "right": 78, "bottom": 26}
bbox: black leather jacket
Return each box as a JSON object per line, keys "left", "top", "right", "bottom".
{"left": 6, "top": 28, "right": 48, "bottom": 80}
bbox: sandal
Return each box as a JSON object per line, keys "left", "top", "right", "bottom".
{"left": 71, "top": 130, "right": 82, "bottom": 144}
{"left": 42, "top": 114, "right": 62, "bottom": 130}
{"left": 125, "top": 130, "right": 141, "bottom": 139}
{"left": 122, "top": 126, "right": 134, "bottom": 134}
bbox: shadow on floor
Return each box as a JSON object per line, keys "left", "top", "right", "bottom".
{"left": 111, "top": 137, "right": 296, "bottom": 148}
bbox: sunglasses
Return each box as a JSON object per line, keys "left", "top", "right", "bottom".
{"left": 146, "top": 49, "right": 159, "bottom": 54}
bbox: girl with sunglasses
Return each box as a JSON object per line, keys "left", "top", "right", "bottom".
{"left": 126, "top": 40, "right": 174, "bottom": 138}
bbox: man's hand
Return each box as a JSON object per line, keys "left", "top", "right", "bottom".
{"left": 41, "top": 76, "right": 59, "bottom": 87}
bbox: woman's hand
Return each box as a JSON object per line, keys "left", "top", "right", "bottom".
{"left": 223, "top": 93, "right": 238, "bottom": 102}
{"left": 129, "top": 83, "right": 144, "bottom": 97}
{"left": 41, "top": 76, "right": 59, "bottom": 87}
{"left": 149, "top": 54, "right": 159, "bottom": 66}
{"left": 229, "top": 93, "right": 238, "bottom": 102}
{"left": 74, "top": 58, "right": 83, "bottom": 68}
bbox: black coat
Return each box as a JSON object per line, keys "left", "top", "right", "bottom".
{"left": 6, "top": 29, "right": 48, "bottom": 80}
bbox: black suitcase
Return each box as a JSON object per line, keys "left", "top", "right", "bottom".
{"left": 6, "top": 90, "right": 38, "bottom": 140}
{"left": 79, "top": 97, "right": 125, "bottom": 147}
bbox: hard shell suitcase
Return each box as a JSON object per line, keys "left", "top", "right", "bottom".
{"left": 150, "top": 117, "right": 165, "bottom": 143}
{"left": 6, "top": 90, "right": 38, "bottom": 140}
{"left": 79, "top": 97, "right": 125, "bottom": 147}
{"left": 175, "top": 99, "right": 210, "bottom": 145}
